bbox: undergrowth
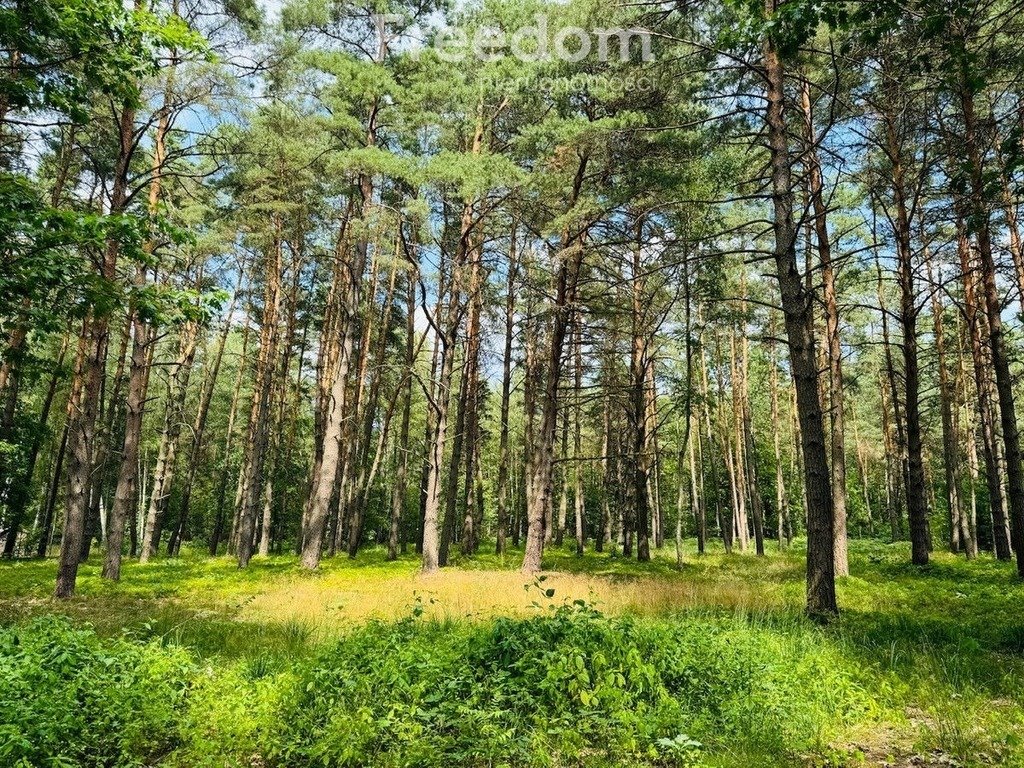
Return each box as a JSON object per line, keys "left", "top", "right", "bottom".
{"left": 2, "top": 541, "right": 1024, "bottom": 766}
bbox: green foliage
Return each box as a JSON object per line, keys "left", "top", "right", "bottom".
{"left": 0, "top": 173, "right": 154, "bottom": 328}
{"left": 269, "top": 602, "right": 874, "bottom": 767}
{"left": 0, "top": 617, "right": 193, "bottom": 768}
{"left": 0, "top": 0, "right": 205, "bottom": 120}
{"left": 2, "top": 543, "right": 1024, "bottom": 766}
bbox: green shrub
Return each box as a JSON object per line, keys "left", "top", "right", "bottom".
{"left": 0, "top": 607, "right": 897, "bottom": 767}
{"left": 0, "top": 616, "right": 192, "bottom": 768}
{"left": 271, "top": 604, "right": 878, "bottom": 767}
{"left": 169, "top": 662, "right": 291, "bottom": 768}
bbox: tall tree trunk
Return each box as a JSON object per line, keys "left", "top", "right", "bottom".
{"left": 238, "top": 218, "right": 284, "bottom": 568}
{"left": 699, "top": 335, "right": 729, "bottom": 553}
{"left": 523, "top": 153, "right": 590, "bottom": 574}
{"left": 210, "top": 316, "right": 250, "bottom": 555}
{"left": 103, "top": 305, "right": 152, "bottom": 578}
{"left": 728, "top": 329, "right": 749, "bottom": 552}
{"left": 959, "top": 82, "right": 1024, "bottom": 574}
{"left": 598, "top": 384, "right": 611, "bottom": 554}
{"left": 55, "top": 102, "right": 134, "bottom": 598}
{"left": 740, "top": 335, "right": 765, "bottom": 556}
{"left": 104, "top": 67, "right": 175, "bottom": 577}
{"left": 956, "top": 213, "right": 1011, "bottom": 559}
{"left": 423, "top": 188, "right": 477, "bottom": 572}
{"left": 420, "top": 293, "right": 459, "bottom": 574}
{"left": 388, "top": 262, "right": 417, "bottom": 561}
{"left": 801, "top": 78, "right": 847, "bottom": 575}
{"left": 883, "top": 117, "right": 929, "bottom": 566}
{"left": 302, "top": 121, "right": 377, "bottom": 568}
{"left": 438, "top": 229, "right": 479, "bottom": 565}
{"left": 555, "top": 405, "right": 569, "bottom": 547}
{"left": 631, "top": 244, "right": 651, "bottom": 561}
{"left": 495, "top": 228, "right": 519, "bottom": 555}
{"left": 876, "top": 252, "right": 907, "bottom": 539}
{"left": 459, "top": 229, "right": 486, "bottom": 557}
{"left": 677, "top": 257, "right": 696, "bottom": 564}
{"left": 849, "top": 399, "right": 874, "bottom": 536}
{"left": 716, "top": 334, "right": 740, "bottom": 552}
{"left": 170, "top": 284, "right": 240, "bottom": 557}
{"left": 139, "top": 321, "right": 199, "bottom": 561}
{"left": 37, "top": 423, "right": 69, "bottom": 558}
{"left": 348, "top": 247, "right": 399, "bottom": 558}
{"left": 996, "top": 150, "right": 1024, "bottom": 319}
{"left": 763, "top": 13, "right": 837, "bottom": 618}
{"left": 960, "top": 349, "right": 981, "bottom": 553}
{"left": 924, "top": 234, "right": 971, "bottom": 557}
{"left": 417, "top": 312, "right": 443, "bottom": 555}
{"left": 769, "top": 313, "right": 789, "bottom": 548}
{"left": 572, "top": 312, "right": 585, "bottom": 556}
{"left": 333, "top": 242, "right": 380, "bottom": 557}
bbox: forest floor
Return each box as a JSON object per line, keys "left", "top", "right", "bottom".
{"left": 2, "top": 540, "right": 1023, "bottom": 767}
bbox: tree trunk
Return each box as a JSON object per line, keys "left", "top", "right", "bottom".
{"left": 55, "top": 101, "right": 134, "bottom": 598}
{"left": 495, "top": 228, "right": 519, "bottom": 555}
{"left": 389, "top": 263, "right": 418, "bottom": 561}
{"left": 523, "top": 153, "right": 590, "bottom": 574}
{"left": 302, "top": 142, "right": 376, "bottom": 568}
{"left": 883, "top": 117, "right": 929, "bottom": 566}
{"left": 572, "top": 313, "right": 585, "bottom": 556}
{"left": 103, "top": 308, "right": 152, "bottom": 578}
{"left": 423, "top": 190, "right": 477, "bottom": 572}
{"left": 238, "top": 217, "right": 284, "bottom": 568}
{"left": 763, "top": 16, "right": 837, "bottom": 618}
{"left": 800, "top": 78, "right": 847, "bottom": 575}
{"left": 956, "top": 213, "right": 1011, "bottom": 559}
{"left": 37, "top": 423, "right": 69, "bottom": 558}
{"left": 769, "top": 314, "right": 789, "bottom": 549}
{"left": 210, "top": 316, "right": 250, "bottom": 556}
{"left": 959, "top": 83, "right": 1024, "bottom": 575}
{"left": 348, "top": 247, "right": 400, "bottom": 558}
{"left": 139, "top": 320, "right": 199, "bottom": 561}
{"left": 924, "top": 233, "right": 972, "bottom": 557}
{"left": 876, "top": 252, "right": 907, "bottom": 540}
{"left": 629, "top": 217, "right": 651, "bottom": 562}
{"left": 170, "top": 284, "right": 239, "bottom": 557}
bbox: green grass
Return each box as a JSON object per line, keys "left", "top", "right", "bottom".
{"left": 1, "top": 539, "right": 1023, "bottom": 766}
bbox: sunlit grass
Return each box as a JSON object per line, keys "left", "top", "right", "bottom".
{"left": 0, "top": 539, "right": 804, "bottom": 637}
{"left": 3, "top": 538, "right": 1024, "bottom": 648}
{"left": 3, "top": 538, "right": 1024, "bottom": 766}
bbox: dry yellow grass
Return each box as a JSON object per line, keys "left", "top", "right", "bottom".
{"left": 236, "top": 559, "right": 798, "bottom": 632}
{"left": 0, "top": 543, "right": 805, "bottom": 638}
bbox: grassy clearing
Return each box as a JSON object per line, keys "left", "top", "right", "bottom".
{"left": 1, "top": 540, "right": 1023, "bottom": 766}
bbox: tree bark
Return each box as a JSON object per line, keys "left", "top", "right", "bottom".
{"left": 301, "top": 127, "right": 377, "bottom": 568}
{"left": 522, "top": 152, "right": 589, "bottom": 574}
{"left": 800, "top": 78, "right": 847, "bottom": 575}
{"left": 238, "top": 217, "right": 284, "bottom": 568}
{"left": 883, "top": 115, "right": 929, "bottom": 566}
{"left": 139, "top": 320, "right": 199, "bottom": 561}
{"left": 103, "top": 308, "right": 152, "bottom": 578}
{"left": 763, "top": 14, "right": 837, "bottom": 618}
{"left": 956, "top": 213, "right": 1011, "bottom": 559}
{"left": 924, "top": 233, "right": 972, "bottom": 557}
{"left": 495, "top": 228, "right": 519, "bottom": 555}
{"left": 170, "top": 283, "right": 240, "bottom": 557}
{"left": 388, "top": 261, "right": 417, "bottom": 561}
{"left": 55, "top": 101, "right": 135, "bottom": 598}
{"left": 959, "top": 82, "right": 1024, "bottom": 575}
